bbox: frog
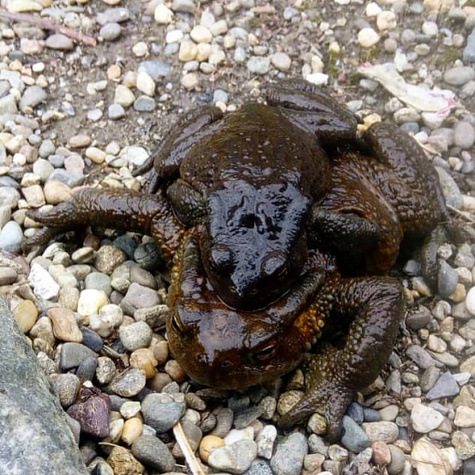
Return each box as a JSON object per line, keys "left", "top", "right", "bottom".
{"left": 25, "top": 79, "right": 448, "bottom": 438}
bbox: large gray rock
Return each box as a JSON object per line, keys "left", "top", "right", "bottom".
{"left": 0, "top": 298, "right": 88, "bottom": 475}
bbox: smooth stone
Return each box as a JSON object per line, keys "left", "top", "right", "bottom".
{"left": 76, "top": 356, "right": 98, "bottom": 382}
{"left": 120, "top": 282, "right": 160, "bottom": 315}
{"left": 51, "top": 373, "right": 81, "bottom": 407}
{"left": 96, "top": 8, "right": 130, "bottom": 25}
{"left": 438, "top": 260, "right": 459, "bottom": 298}
{"left": 256, "top": 425, "right": 277, "bottom": 459}
{"left": 29, "top": 262, "right": 60, "bottom": 300}
{"left": 411, "top": 404, "right": 444, "bottom": 433}
{"left": 444, "top": 66, "right": 475, "bottom": 86}
{"left": 81, "top": 327, "right": 104, "bottom": 352}
{"left": 137, "top": 60, "right": 171, "bottom": 80}
{"left": 100, "top": 22, "right": 121, "bottom": 41}
{"left": 48, "top": 307, "right": 83, "bottom": 342}
{"left": 59, "top": 342, "right": 97, "bottom": 371}
{"left": 0, "top": 187, "right": 20, "bottom": 208}
{"left": 466, "top": 287, "right": 475, "bottom": 316}
{"left": 209, "top": 439, "right": 258, "bottom": 474}
{"left": 133, "top": 95, "right": 156, "bottom": 112}
{"left": 85, "top": 272, "right": 112, "bottom": 296}
{"left": 436, "top": 167, "right": 463, "bottom": 209}
{"left": 464, "top": 27, "right": 475, "bottom": 63}
{"left": 0, "top": 221, "right": 23, "bottom": 252}
{"left": 45, "top": 34, "right": 74, "bottom": 50}
{"left": 131, "top": 435, "right": 175, "bottom": 472}
{"left": 362, "top": 421, "right": 399, "bottom": 443}
{"left": 67, "top": 393, "right": 110, "bottom": 438}
{"left": 107, "top": 446, "right": 143, "bottom": 474}
{"left": 12, "top": 299, "right": 38, "bottom": 333}
{"left": 406, "top": 344, "right": 436, "bottom": 369}
{"left": 246, "top": 56, "right": 270, "bottom": 75}
{"left": 94, "top": 245, "right": 126, "bottom": 274}
{"left": 341, "top": 416, "right": 371, "bottom": 453}
{"left": 77, "top": 289, "right": 108, "bottom": 317}
{"left": 109, "top": 368, "right": 146, "bottom": 397}
{"left": 0, "top": 266, "right": 17, "bottom": 285}
{"left": 454, "top": 121, "right": 475, "bottom": 149}
{"left": 141, "top": 394, "right": 185, "bottom": 433}
{"left": 108, "top": 103, "right": 125, "bottom": 119}
{"left": 427, "top": 371, "right": 460, "bottom": 400}
{"left": 20, "top": 85, "right": 47, "bottom": 110}
{"left": 119, "top": 321, "right": 152, "bottom": 351}
{"left": 270, "top": 433, "right": 308, "bottom": 475}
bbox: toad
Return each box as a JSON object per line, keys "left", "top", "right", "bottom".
{"left": 26, "top": 79, "right": 448, "bottom": 438}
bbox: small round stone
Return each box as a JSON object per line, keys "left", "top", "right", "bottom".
{"left": 130, "top": 348, "right": 158, "bottom": 378}
{"left": 100, "top": 22, "right": 121, "bottom": 41}
{"left": 132, "top": 435, "right": 176, "bottom": 472}
{"left": 200, "top": 435, "right": 225, "bottom": 463}
{"left": 13, "top": 299, "right": 38, "bottom": 333}
{"left": 271, "top": 52, "right": 291, "bottom": 72}
{"left": 121, "top": 417, "right": 143, "bottom": 445}
{"left": 119, "top": 321, "right": 152, "bottom": 351}
{"left": 358, "top": 28, "right": 380, "bottom": 47}
{"left": 109, "top": 368, "right": 147, "bottom": 397}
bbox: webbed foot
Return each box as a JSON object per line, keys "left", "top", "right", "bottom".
{"left": 278, "top": 276, "right": 404, "bottom": 441}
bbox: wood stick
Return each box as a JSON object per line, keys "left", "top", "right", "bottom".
{"left": 0, "top": 11, "right": 97, "bottom": 46}
{"left": 173, "top": 422, "right": 205, "bottom": 475}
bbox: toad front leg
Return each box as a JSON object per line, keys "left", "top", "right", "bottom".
{"left": 26, "top": 188, "right": 185, "bottom": 262}
{"left": 279, "top": 275, "right": 404, "bottom": 440}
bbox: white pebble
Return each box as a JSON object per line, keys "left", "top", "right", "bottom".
{"left": 358, "top": 28, "right": 380, "bottom": 47}
{"left": 466, "top": 287, "right": 475, "bottom": 316}
{"left": 29, "top": 263, "right": 60, "bottom": 300}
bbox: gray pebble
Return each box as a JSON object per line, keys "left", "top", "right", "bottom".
{"left": 133, "top": 96, "right": 156, "bottom": 112}
{"left": 59, "top": 342, "right": 97, "bottom": 371}
{"left": 119, "top": 321, "right": 152, "bottom": 351}
{"left": 406, "top": 307, "right": 432, "bottom": 330}
{"left": 0, "top": 94, "right": 18, "bottom": 115}
{"left": 234, "top": 407, "right": 264, "bottom": 429}
{"left": 0, "top": 267, "right": 17, "bottom": 286}
{"left": 120, "top": 282, "right": 160, "bottom": 314}
{"left": 363, "top": 408, "right": 381, "bottom": 422}
{"left": 138, "top": 60, "right": 171, "bottom": 80}
{"left": 39, "top": 139, "right": 55, "bottom": 157}
{"left": 76, "top": 356, "right": 98, "bottom": 382}
{"left": 100, "top": 23, "right": 121, "bottom": 42}
{"left": 134, "top": 242, "right": 163, "bottom": 270}
{"left": 171, "top": 0, "right": 195, "bottom": 14}
{"left": 270, "top": 433, "right": 308, "bottom": 475}
{"left": 109, "top": 368, "right": 146, "bottom": 397}
{"left": 0, "top": 188, "right": 20, "bottom": 208}
{"left": 406, "top": 344, "right": 436, "bottom": 369}
{"left": 420, "top": 365, "right": 441, "bottom": 392}
{"left": 20, "top": 85, "right": 47, "bottom": 110}
{"left": 347, "top": 402, "right": 364, "bottom": 424}
{"left": 426, "top": 371, "right": 460, "bottom": 400}
{"left": 85, "top": 272, "right": 112, "bottom": 296}
{"left": 209, "top": 439, "right": 258, "bottom": 475}
{"left": 97, "top": 8, "right": 130, "bottom": 25}
{"left": 0, "top": 176, "right": 19, "bottom": 189}
{"left": 33, "top": 159, "right": 54, "bottom": 181}
{"left": 51, "top": 372, "right": 81, "bottom": 407}
{"left": 213, "top": 89, "right": 229, "bottom": 104}
{"left": 81, "top": 327, "right": 104, "bottom": 352}
{"left": 131, "top": 435, "right": 175, "bottom": 472}
{"left": 454, "top": 121, "right": 475, "bottom": 149}
{"left": 45, "top": 34, "right": 74, "bottom": 50}
{"left": 435, "top": 167, "right": 463, "bottom": 209}
{"left": 438, "top": 260, "right": 459, "bottom": 298}
{"left": 0, "top": 221, "right": 23, "bottom": 252}
{"left": 444, "top": 66, "right": 475, "bottom": 86}
{"left": 247, "top": 56, "right": 271, "bottom": 75}
{"left": 87, "top": 109, "right": 102, "bottom": 121}
{"left": 108, "top": 104, "right": 125, "bottom": 120}
{"left": 244, "top": 459, "right": 273, "bottom": 475}
{"left": 141, "top": 393, "right": 185, "bottom": 433}
{"left": 464, "top": 27, "right": 475, "bottom": 63}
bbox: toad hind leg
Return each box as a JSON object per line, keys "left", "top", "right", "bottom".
{"left": 278, "top": 276, "right": 404, "bottom": 440}
{"left": 26, "top": 188, "right": 184, "bottom": 262}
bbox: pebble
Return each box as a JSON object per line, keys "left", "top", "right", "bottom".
{"left": 51, "top": 373, "right": 80, "bottom": 407}
{"left": 67, "top": 393, "right": 111, "bottom": 438}
{"left": 454, "top": 121, "right": 475, "bottom": 149}
{"left": 362, "top": 421, "right": 399, "bottom": 443}
{"left": 119, "top": 321, "right": 152, "bottom": 351}
{"left": 20, "top": 85, "right": 47, "bottom": 111}
{"left": 13, "top": 299, "right": 38, "bottom": 333}
{"left": 136, "top": 72, "right": 155, "bottom": 97}
{"left": 141, "top": 394, "right": 185, "bottom": 433}
{"left": 464, "top": 28, "right": 475, "bottom": 63}
{"left": 95, "top": 245, "right": 126, "bottom": 274}
{"left": 467, "top": 287, "right": 475, "bottom": 316}
{"left": 107, "top": 446, "right": 144, "bottom": 475}
{"left": 108, "top": 103, "right": 125, "bottom": 119}
{"left": 48, "top": 307, "right": 83, "bottom": 342}
{"left": 154, "top": 4, "right": 174, "bottom": 24}
{"left": 271, "top": 52, "right": 291, "bottom": 72}
{"left": 45, "top": 34, "right": 74, "bottom": 50}
{"left": 137, "top": 60, "right": 171, "bottom": 80}
{"left": 121, "top": 417, "right": 143, "bottom": 445}
{"left": 411, "top": 404, "right": 444, "bottom": 433}
{"left": 0, "top": 221, "right": 23, "bottom": 252}
{"left": 131, "top": 435, "right": 175, "bottom": 472}
{"left": 444, "top": 66, "right": 475, "bottom": 86}
{"left": 270, "top": 433, "right": 308, "bottom": 475}
{"left": 85, "top": 272, "right": 112, "bottom": 296}
{"left": 358, "top": 28, "right": 380, "bottom": 47}
{"left": 256, "top": 425, "right": 277, "bottom": 459}
{"left": 411, "top": 437, "right": 447, "bottom": 475}
{"left": 455, "top": 406, "right": 475, "bottom": 428}
{"left": 77, "top": 289, "right": 108, "bottom": 317}
{"left": 341, "top": 416, "right": 370, "bottom": 453}
{"left": 76, "top": 356, "right": 97, "bottom": 382}
{"left": 97, "top": 8, "right": 130, "bottom": 25}
{"left": 208, "top": 439, "right": 257, "bottom": 474}
{"left": 109, "top": 368, "right": 146, "bottom": 397}
{"left": 372, "top": 440, "right": 391, "bottom": 466}
{"left": 114, "top": 85, "right": 135, "bottom": 107}
{"left": 426, "top": 371, "right": 460, "bottom": 400}
{"left": 28, "top": 262, "right": 60, "bottom": 300}
{"left": 59, "top": 342, "right": 96, "bottom": 371}
{"left": 100, "top": 22, "right": 121, "bottom": 41}
{"left": 133, "top": 96, "right": 156, "bottom": 112}
{"left": 200, "top": 435, "right": 225, "bottom": 463}
{"left": 44, "top": 180, "right": 72, "bottom": 204}
{"left": 0, "top": 266, "right": 17, "bottom": 285}
{"left": 247, "top": 56, "right": 270, "bottom": 75}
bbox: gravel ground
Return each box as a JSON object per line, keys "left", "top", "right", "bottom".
{"left": 0, "top": 0, "right": 475, "bottom": 474}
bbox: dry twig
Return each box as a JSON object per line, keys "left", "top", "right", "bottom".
{"left": 0, "top": 11, "right": 97, "bottom": 46}
{"left": 173, "top": 422, "right": 205, "bottom": 475}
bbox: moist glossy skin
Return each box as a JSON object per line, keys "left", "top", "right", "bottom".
{"left": 26, "top": 79, "right": 448, "bottom": 439}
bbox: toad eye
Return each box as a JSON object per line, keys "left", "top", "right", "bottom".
{"left": 170, "top": 313, "right": 185, "bottom": 337}
{"left": 254, "top": 343, "right": 277, "bottom": 362}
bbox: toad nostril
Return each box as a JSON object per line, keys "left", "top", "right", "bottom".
{"left": 261, "top": 251, "right": 287, "bottom": 278}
